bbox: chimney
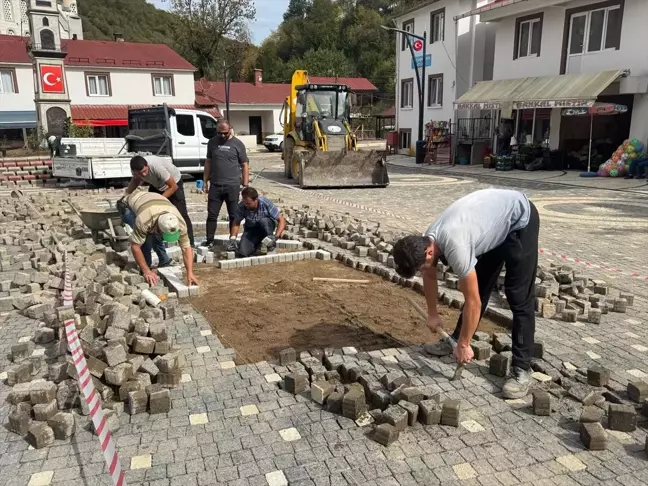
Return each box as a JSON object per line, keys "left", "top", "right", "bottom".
{"left": 254, "top": 69, "right": 263, "bottom": 86}
{"left": 113, "top": 33, "right": 124, "bottom": 42}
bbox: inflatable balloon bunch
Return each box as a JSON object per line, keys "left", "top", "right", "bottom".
{"left": 598, "top": 138, "right": 645, "bottom": 177}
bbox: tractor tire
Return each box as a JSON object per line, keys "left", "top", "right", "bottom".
{"left": 284, "top": 137, "right": 295, "bottom": 179}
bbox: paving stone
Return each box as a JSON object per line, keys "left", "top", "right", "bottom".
{"left": 265, "top": 470, "right": 288, "bottom": 486}
{"left": 119, "top": 381, "right": 144, "bottom": 401}
{"left": 492, "top": 333, "right": 512, "bottom": 352}
{"left": 311, "top": 381, "right": 334, "bottom": 405}
{"left": 279, "top": 428, "right": 301, "bottom": 442}
{"left": 580, "top": 422, "right": 607, "bottom": 451}
{"left": 380, "top": 371, "right": 410, "bottom": 391}
{"left": 279, "top": 348, "right": 296, "bottom": 366}
{"left": 470, "top": 341, "right": 491, "bottom": 360}
{"left": 105, "top": 362, "right": 134, "bottom": 386}
{"left": 29, "top": 380, "right": 57, "bottom": 404}
{"left": 489, "top": 353, "right": 510, "bottom": 377}
{"left": 149, "top": 322, "right": 168, "bottom": 342}
{"left": 7, "top": 362, "right": 32, "bottom": 385}
{"left": 397, "top": 400, "right": 418, "bottom": 426}
{"left": 189, "top": 413, "right": 209, "bottom": 425}
{"left": 8, "top": 406, "right": 31, "bottom": 435}
{"left": 47, "top": 412, "right": 75, "bottom": 440}
{"left": 532, "top": 391, "right": 551, "bottom": 416}
{"left": 133, "top": 336, "right": 157, "bottom": 354}
{"left": 27, "top": 423, "right": 55, "bottom": 449}
{"left": 127, "top": 390, "right": 149, "bottom": 415}
{"left": 580, "top": 406, "right": 604, "bottom": 423}
{"left": 453, "top": 462, "right": 477, "bottom": 480}
{"left": 104, "top": 343, "right": 128, "bottom": 367}
{"left": 627, "top": 381, "right": 648, "bottom": 403}
{"left": 33, "top": 399, "right": 58, "bottom": 421}
{"left": 131, "top": 454, "right": 152, "bottom": 470}
{"left": 27, "top": 470, "right": 54, "bottom": 486}
{"left": 284, "top": 373, "right": 309, "bottom": 394}
{"left": 382, "top": 405, "right": 408, "bottom": 431}
{"left": 441, "top": 399, "right": 461, "bottom": 427}
{"left": 556, "top": 454, "right": 587, "bottom": 472}
{"left": 342, "top": 388, "right": 367, "bottom": 420}
{"left": 139, "top": 358, "right": 160, "bottom": 377}
{"left": 587, "top": 366, "right": 610, "bottom": 387}
{"left": 567, "top": 383, "right": 599, "bottom": 405}
{"left": 608, "top": 404, "right": 637, "bottom": 432}
{"left": 240, "top": 404, "right": 259, "bottom": 416}
{"left": 325, "top": 391, "right": 343, "bottom": 414}
{"left": 374, "top": 423, "right": 399, "bottom": 447}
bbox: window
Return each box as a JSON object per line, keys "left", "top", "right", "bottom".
{"left": 176, "top": 114, "right": 195, "bottom": 137}
{"left": 587, "top": 6, "right": 621, "bottom": 51}
{"left": 430, "top": 9, "right": 445, "bottom": 43}
{"left": 86, "top": 73, "right": 110, "bottom": 96}
{"left": 401, "top": 19, "right": 414, "bottom": 51}
{"left": 399, "top": 129, "right": 411, "bottom": 150}
{"left": 0, "top": 69, "right": 16, "bottom": 93}
{"left": 400, "top": 78, "right": 413, "bottom": 109}
{"left": 427, "top": 74, "right": 443, "bottom": 107}
{"left": 152, "top": 74, "right": 173, "bottom": 96}
{"left": 40, "top": 29, "right": 55, "bottom": 50}
{"left": 514, "top": 14, "right": 543, "bottom": 59}
{"left": 198, "top": 115, "right": 217, "bottom": 139}
{"left": 42, "top": 17, "right": 49, "bottom": 26}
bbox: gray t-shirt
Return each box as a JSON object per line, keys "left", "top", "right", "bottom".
{"left": 139, "top": 155, "right": 182, "bottom": 191}
{"left": 206, "top": 136, "right": 249, "bottom": 185}
{"left": 424, "top": 188, "right": 531, "bottom": 280}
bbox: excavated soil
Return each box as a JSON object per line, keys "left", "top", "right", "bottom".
{"left": 189, "top": 260, "right": 506, "bottom": 363}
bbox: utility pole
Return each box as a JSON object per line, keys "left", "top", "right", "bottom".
{"left": 382, "top": 23, "right": 428, "bottom": 164}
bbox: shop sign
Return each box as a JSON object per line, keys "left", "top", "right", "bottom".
{"left": 454, "top": 102, "right": 501, "bottom": 110}
{"left": 514, "top": 99, "right": 595, "bottom": 109}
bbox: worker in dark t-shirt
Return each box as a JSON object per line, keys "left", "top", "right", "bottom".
{"left": 203, "top": 120, "right": 249, "bottom": 247}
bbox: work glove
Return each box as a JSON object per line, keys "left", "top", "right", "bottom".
{"left": 116, "top": 197, "right": 128, "bottom": 217}
{"left": 262, "top": 235, "right": 277, "bottom": 251}
{"left": 226, "top": 238, "right": 238, "bottom": 252}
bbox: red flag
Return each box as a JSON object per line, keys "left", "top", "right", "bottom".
{"left": 40, "top": 65, "right": 64, "bottom": 93}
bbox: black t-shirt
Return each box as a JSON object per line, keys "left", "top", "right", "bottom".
{"left": 206, "top": 136, "right": 249, "bottom": 185}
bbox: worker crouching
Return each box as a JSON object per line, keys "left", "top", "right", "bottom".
{"left": 121, "top": 191, "right": 198, "bottom": 287}
{"left": 228, "top": 187, "right": 286, "bottom": 257}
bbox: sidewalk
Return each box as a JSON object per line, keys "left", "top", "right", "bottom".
{"left": 388, "top": 155, "right": 648, "bottom": 194}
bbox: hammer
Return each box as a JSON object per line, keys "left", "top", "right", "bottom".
{"left": 406, "top": 296, "right": 466, "bottom": 381}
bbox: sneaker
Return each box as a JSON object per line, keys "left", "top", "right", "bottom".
{"left": 502, "top": 366, "right": 531, "bottom": 399}
{"left": 157, "top": 258, "right": 173, "bottom": 268}
{"left": 423, "top": 340, "right": 454, "bottom": 356}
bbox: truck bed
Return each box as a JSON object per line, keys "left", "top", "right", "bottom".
{"left": 53, "top": 156, "right": 136, "bottom": 180}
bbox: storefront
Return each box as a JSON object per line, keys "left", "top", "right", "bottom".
{"left": 453, "top": 70, "right": 626, "bottom": 169}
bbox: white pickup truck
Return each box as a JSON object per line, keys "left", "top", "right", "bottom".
{"left": 52, "top": 104, "right": 219, "bottom": 181}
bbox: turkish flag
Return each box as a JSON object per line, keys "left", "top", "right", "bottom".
{"left": 40, "top": 65, "right": 64, "bottom": 93}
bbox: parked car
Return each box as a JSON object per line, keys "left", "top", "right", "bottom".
{"left": 263, "top": 134, "right": 283, "bottom": 152}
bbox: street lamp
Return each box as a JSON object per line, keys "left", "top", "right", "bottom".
{"left": 382, "top": 23, "right": 427, "bottom": 164}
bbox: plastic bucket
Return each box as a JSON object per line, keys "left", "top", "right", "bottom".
{"left": 196, "top": 180, "right": 204, "bottom": 190}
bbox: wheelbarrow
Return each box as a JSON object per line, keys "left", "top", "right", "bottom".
{"left": 65, "top": 199, "right": 131, "bottom": 252}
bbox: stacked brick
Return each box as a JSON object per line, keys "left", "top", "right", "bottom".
{"left": 0, "top": 159, "right": 55, "bottom": 186}
{"left": 1, "top": 195, "right": 184, "bottom": 448}
{"left": 277, "top": 347, "right": 462, "bottom": 446}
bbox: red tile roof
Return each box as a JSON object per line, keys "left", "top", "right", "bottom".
{"left": 195, "top": 75, "right": 378, "bottom": 106}
{"left": 71, "top": 104, "right": 221, "bottom": 121}
{"left": 309, "top": 77, "right": 377, "bottom": 92}
{"left": 0, "top": 35, "right": 195, "bottom": 70}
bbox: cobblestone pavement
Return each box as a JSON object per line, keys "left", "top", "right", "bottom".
{"left": 0, "top": 160, "right": 647, "bottom": 486}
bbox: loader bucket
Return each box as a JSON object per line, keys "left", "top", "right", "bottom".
{"left": 296, "top": 149, "right": 390, "bottom": 189}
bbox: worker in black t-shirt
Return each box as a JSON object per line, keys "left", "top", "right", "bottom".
{"left": 203, "top": 120, "right": 249, "bottom": 247}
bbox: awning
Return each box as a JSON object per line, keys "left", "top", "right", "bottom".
{"left": 454, "top": 70, "right": 624, "bottom": 111}
{"left": 454, "top": 0, "right": 529, "bottom": 21}
{"left": 71, "top": 104, "right": 222, "bottom": 127}
{"left": 0, "top": 111, "right": 38, "bottom": 129}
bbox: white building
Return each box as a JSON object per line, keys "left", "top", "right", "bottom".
{"left": 393, "top": 0, "right": 496, "bottom": 155}
{"left": 0, "top": 33, "right": 218, "bottom": 137}
{"left": 0, "top": 0, "right": 81, "bottom": 38}
{"left": 455, "top": 0, "right": 648, "bottom": 164}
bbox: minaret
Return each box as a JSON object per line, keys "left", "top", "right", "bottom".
{"left": 27, "top": 0, "right": 71, "bottom": 136}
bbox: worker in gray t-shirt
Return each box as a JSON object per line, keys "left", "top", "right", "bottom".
{"left": 393, "top": 188, "right": 540, "bottom": 399}
{"left": 126, "top": 155, "right": 194, "bottom": 247}
{"left": 203, "top": 119, "right": 249, "bottom": 247}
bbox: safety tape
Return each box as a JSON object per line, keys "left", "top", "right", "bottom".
{"left": 62, "top": 266, "right": 127, "bottom": 486}
{"left": 539, "top": 248, "right": 648, "bottom": 281}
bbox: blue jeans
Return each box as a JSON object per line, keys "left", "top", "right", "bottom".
{"left": 122, "top": 209, "right": 170, "bottom": 268}
{"left": 237, "top": 217, "right": 276, "bottom": 257}
{"left": 629, "top": 158, "right": 648, "bottom": 177}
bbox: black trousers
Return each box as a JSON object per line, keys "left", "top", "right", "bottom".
{"left": 451, "top": 202, "right": 540, "bottom": 370}
{"left": 237, "top": 217, "right": 276, "bottom": 257}
{"left": 206, "top": 184, "right": 239, "bottom": 243}
{"left": 148, "top": 180, "right": 195, "bottom": 246}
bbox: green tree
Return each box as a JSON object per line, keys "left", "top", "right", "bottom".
{"left": 287, "top": 48, "right": 354, "bottom": 78}
{"left": 283, "top": 0, "right": 311, "bottom": 21}
{"left": 168, "top": 0, "right": 256, "bottom": 79}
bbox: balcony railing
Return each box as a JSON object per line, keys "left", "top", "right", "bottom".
{"left": 28, "top": 42, "right": 67, "bottom": 54}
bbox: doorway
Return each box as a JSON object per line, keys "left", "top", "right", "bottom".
{"left": 249, "top": 116, "right": 263, "bottom": 144}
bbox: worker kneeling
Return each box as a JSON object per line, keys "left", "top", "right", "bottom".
{"left": 123, "top": 191, "right": 198, "bottom": 287}
{"left": 229, "top": 187, "right": 285, "bottom": 257}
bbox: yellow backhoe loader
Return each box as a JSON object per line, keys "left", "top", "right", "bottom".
{"left": 281, "top": 70, "right": 389, "bottom": 189}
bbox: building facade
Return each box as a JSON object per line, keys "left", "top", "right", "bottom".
{"left": 455, "top": 0, "right": 648, "bottom": 163}
{"left": 0, "top": 0, "right": 81, "bottom": 38}
{"left": 393, "top": 0, "right": 496, "bottom": 154}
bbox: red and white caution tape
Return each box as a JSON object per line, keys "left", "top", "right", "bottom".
{"left": 539, "top": 248, "right": 648, "bottom": 281}
{"left": 62, "top": 265, "right": 126, "bottom": 486}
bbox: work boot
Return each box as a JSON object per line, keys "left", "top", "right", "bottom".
{"left": 502, "top": 366, "right": 531, "bottom": 399}
{"left": 423, "top": 340, "right": 453, "bottom": 357}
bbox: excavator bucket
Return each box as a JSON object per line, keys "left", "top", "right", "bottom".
{"left": 295, "top": 149, "right": 390, "bottom": 189}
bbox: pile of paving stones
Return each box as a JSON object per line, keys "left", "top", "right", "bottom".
{"left": 276, "top": 346, "right": 464, "bottom": 446}
{"left": 0, "top": 192, "right": 184, "bottom": 449}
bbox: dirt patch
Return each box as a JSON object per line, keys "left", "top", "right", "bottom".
{"left": 189, "top": 260, "right": 506, "bottom": 363}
